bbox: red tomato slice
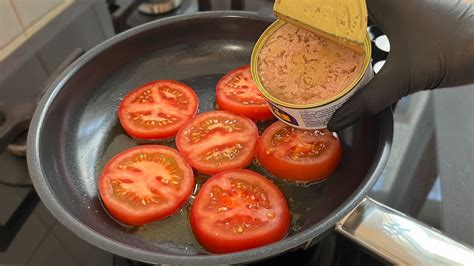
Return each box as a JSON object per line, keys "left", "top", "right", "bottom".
{"left": 216, "top": 65, "right": 273, "bottom": 121}
{"left": 98, "top": 145, "right": 194, "bottom": 226}
{"left": 257, "top": 121, "right": 342, "bottom": 183}
{"left": 118, "top": 80, "right": 198, "bottom": 139}
{"left": 190, "top": 169, "right": 290, "bottom": 253}
{"left": 175, "top": 111, "right": 258, "bottom": 175}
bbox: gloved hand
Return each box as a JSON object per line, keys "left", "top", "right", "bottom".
{"left": 327, "top": 0, "right": 474, "bottom": 131}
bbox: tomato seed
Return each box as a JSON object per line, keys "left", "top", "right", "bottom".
{"left": 267, "top": 212, "right": 275, "bottom": 218}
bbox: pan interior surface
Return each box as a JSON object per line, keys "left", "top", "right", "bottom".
{"left": 29, "top": 13, "right": 389, "bottom": 264}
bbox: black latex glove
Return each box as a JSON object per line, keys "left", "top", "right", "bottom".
{"left": 327, "top": 0, "right": 474, "bottom": 131}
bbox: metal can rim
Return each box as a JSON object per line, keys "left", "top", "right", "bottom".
{"left": 250, "top": 19, "right": 372, "bottom": 109}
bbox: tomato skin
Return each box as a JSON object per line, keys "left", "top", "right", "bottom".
{"left": 190, "top": 211, "right": 289, "bottom": 254}
{"left": 98, "top": 145, "right": 194, "bottom": 226}
{"left": 175, "top": 111, "right": 259, "bottom": 175}
{"left": 216, "top": 94, "right": 273, "bottom": 121}
{"left": 190, "top": 169, "right": 290, "bottom": 253}
{"left": 257, "top": 122, "right": 342, "bottom": 183}
{"left": 216, "top": 65, "right": 273, "bottom": 121}
{"left": 118, "top": 80, "right": 198, "bottom": 140}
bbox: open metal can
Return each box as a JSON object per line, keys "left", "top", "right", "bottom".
{"left": 250, "top": 19, "right": 372, "bottom": 129}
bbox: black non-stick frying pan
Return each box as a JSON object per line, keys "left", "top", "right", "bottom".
{"left": 27, "top": 11, "right": 471, "bottom": 265}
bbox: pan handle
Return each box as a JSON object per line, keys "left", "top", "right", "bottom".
{"left": 335, "top": 197, "right": 474, "bottom": 265}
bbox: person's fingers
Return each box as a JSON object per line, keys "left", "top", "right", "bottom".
{"left": 326, "top": 0, "right": 404, "bottom": 132}
{"left": 327, "top": 59, "right": 406, "bottom": 132}
{"left": 366, "top": 0, "right": 400, "bottom": 32}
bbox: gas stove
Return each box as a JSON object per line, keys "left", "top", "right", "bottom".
{"left": 109, "top": 0, "right": 275, "bottom": 33}
{"left": 0, "top": 1, "right": 442, "bottom": 265}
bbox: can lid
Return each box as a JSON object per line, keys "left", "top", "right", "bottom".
{"left": 273, "top": 0, "right": 367, "bottom": 52}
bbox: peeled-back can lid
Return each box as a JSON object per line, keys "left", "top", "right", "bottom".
{"left": 273, "top": 0, "right": 368, "bottom": 52}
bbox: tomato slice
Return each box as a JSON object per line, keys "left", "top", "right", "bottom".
{"left": 190, "top": 169, "right": 290, "bottom": 253}
{"left": 216, "top": 65, "right": 273, "bottom": 121}
{"left": 98, "top": 145, "right": 194, "bottom": 226}
{"left": 257, "top": 121, "right": 342, "bottom": 183}
{"left": 118, "top": 80, "right": 198, "bottom": 139}
{"left": 175, "top": 111, "right": 258, "bottom": 175}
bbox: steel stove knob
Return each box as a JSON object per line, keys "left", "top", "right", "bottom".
{"left": 137, "top": 0, "right": 182, "bottom": 15}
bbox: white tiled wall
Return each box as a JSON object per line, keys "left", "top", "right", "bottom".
{"left": 11, "top": 0, "right": 63, "bottom": 28}
{"left": 0, "top": 0, "right": 66, "bottom": 57}
{"left": 0, "top": 0, "right": 23, "bottom": 49}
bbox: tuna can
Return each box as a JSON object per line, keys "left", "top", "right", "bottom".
{"left": 250, "top": 19, "right": 372, "bottom": 130}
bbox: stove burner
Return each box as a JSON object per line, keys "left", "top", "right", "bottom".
{"left": 138, "top": 0, "right": 182, "bottom": 15}
{"left": 123, "top": 0, "right": 198, "bottom": 31}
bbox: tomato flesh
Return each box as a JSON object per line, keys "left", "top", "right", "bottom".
{"left": 176, "top": 111, "right": 258, "bottom": 175}
{"left": 98, "top": 145, "right": 194, "bottom": 226}
{"left": 118, "top": 80, "right": 198, "bottom": 139}
{"left": 257, "top": 121, "right": 342, "bottom": 182}
{"left": 190, "top": 169, "right": 290, "bottom": 253}
{"left": 216, "top": 65, "right": 273, "bottom": 121}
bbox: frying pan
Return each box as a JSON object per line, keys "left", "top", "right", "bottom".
{"left": 26, "top": 11, "right": 472, "bottom": 265}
